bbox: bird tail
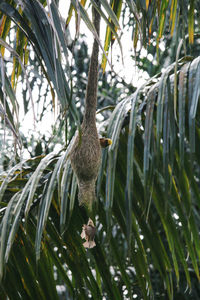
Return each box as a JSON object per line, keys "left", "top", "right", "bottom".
{"left": 78, "top": 180, "right": 96, "bottom": 210}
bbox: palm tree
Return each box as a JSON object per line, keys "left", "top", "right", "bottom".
{"left": 0, "top": 0, "right": 200, "bottom": 299}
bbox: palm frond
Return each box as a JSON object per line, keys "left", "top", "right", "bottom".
{"left": 0, "top": 1, "right": 200, "bottom": 298}
{"left": 0, "top": 54, "right": 200, "bottom": 298}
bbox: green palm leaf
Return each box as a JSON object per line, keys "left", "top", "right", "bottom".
{"left": 1, "top": 1, "right": 200, "bottom": 299}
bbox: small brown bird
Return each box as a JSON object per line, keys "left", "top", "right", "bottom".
{"left": 81, "top": 218, "right": 96, "bottom": 249}
{"left": 99, "top": 138, "right": 112, "bottom": 148}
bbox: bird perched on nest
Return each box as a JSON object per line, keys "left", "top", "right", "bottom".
{"left": 70, "top": 1, "right": 111, "bottom": 212}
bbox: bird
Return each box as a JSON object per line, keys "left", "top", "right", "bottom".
{"left": 81, "top": 218, "right": 96, "bottom": 249}
{"left": 99, "top": 137, "right": 112, "bottom": 148}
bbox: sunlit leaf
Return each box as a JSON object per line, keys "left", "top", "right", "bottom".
{"left": 188, "top": 0, "right": 194, "bottom": 44}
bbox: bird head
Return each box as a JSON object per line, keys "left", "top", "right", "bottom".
{"left": 99, "top": 138, "right": 112, "bottom": 148}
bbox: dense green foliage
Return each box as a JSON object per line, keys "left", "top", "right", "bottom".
{"left": 0, "top": 1, "right": 200, "bottom": 299}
